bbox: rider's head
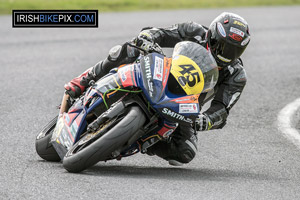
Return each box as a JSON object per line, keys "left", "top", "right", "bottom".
{"left": 207, "top": 12, "right": 250, "bottom": 67}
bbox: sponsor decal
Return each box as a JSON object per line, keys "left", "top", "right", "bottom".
{"left": 162, "top": 108, "right": 193, "bottom": 123}
{"left": 172, "top": 95, "right": 199, "bottom": 103}
{"left": 171, "top": 55, "right": 204, "bottom": 95}
{"left": 163, "top": 68, "right": 168, "bottom": 85}
{"left": 178, "top": 76, "right": 186, "bottom": 86}
{"left": 144, "top": 56, "right": 151, "bottom": 78}
{"left": 174, "top": 98, "right": 191, "bottom": 102}
{"left": 117, "top": 65, "right": 136, "bottom": 88}
{"left": 61, "top": 129, "right": 72, "bottom": 148}
{"left": 190, "top": 96, "right": 198, "bottom": 101}
{"left": 162, "top": 57, "right": 171, "bottom": 88}
{"left": 232, "top": 15, "right": 247, "bottom": 24}
{"left": 119, "top": 67, "right": 129, "bottom": 82}
{"left": 144, "top": 56, "right": 154, "bottom": 97}
{"left": 233, "top": 20, "right": 246, "bottom": 28}
{"left": 153, "top": 56, "right": 164, "bottom": 81}
{"left": 217, "top": 22, "right": 226, "bottom": 37}
{"left": 148, "top": 80, "right": 153, "bottom": 94}
{"left": 230, "top": 27, "right": 244, "bottom": 37}
{"left": 179, "top": 103, "right": 199, "bottom": 113}
{"left": 70, "top": 121, "right": 79, "bottom": 138}
{"left": 229, "top": 33, "right": 243, "bottom": 42}
{"left": 65, "top": 114, "right": 70, "bottom": 124}
{"left": 241, "top": 36, "right": 250, "bottom": 46}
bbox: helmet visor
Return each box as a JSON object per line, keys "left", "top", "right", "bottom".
{"left": 210, "top": 37, "right": 245, "bottom": 63}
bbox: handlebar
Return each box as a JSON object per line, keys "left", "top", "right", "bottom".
{"left": 126, "top": 42, "right": 165, "bottom": 56}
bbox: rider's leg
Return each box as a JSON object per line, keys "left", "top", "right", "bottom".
{"left": 65, "top": 43, "right": 140, "bottom": 98}
{"left": 146, "top": 124, "right": 198, "bottom": 166}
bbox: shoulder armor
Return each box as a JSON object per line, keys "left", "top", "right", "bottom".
{"left": 178, "top": 22, "right": 206, "bottom": 40}
{"left": 232, "top": 62, "right": 247, "bottom": 83}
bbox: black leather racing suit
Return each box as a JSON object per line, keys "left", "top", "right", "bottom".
{"left": 65, "top": 22, "right": 247, "bottom": 164}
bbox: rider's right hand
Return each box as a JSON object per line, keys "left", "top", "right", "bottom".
{"left": 64, "top": 82, "right": 82, "bottom": 99}
{"left": 64, "top": 68, "right": 92, "bottom": 99}
{"left": 134, "top": 30, "right": 154, "bottom": 52}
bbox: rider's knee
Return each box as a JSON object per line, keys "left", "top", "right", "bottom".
{"left": 177, "top": 148, "right": 196, "bottom": 163}
{"left": 108, "top": 43, "right": 140, "bottom": 64}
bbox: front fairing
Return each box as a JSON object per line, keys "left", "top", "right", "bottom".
{"left": 51, "top": 100, "right": 87, "bottom": 159}
{"left": 171, "top": 41, "right": 218, "bottom": 94}
{"left": 136, "top": 53, "right": 171, "bottom": 104}
{"left": 51, "top": 65, "right": 141, "bottom": 158}
{"left": 136, "top": 53, "right": 200, "bottom": 125}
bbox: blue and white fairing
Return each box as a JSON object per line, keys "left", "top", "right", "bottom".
{"left": 136, "top": 53, "right": 201, "bottom": 125}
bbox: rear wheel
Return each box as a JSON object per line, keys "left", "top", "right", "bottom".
{"left": 35, "top": 116, "right": 61, "bottom": 162}
{"left": 63, "top": 106, "right": 146, "bottom": 173}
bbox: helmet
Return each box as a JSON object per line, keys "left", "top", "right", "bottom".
{"left": 207, "top": 12, "right": 250, "bottom": 67}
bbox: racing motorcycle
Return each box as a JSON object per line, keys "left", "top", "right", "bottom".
{"left": 35, "top": 41, "right": 219, "bottom": 173}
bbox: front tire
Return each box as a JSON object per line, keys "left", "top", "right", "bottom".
{"left": 63, "top": 106, "right": 146, "bottom": 173}
{"left": 35, "top": 116, "right": 61, "bottom": 162}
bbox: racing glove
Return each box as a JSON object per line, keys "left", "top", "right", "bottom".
{"left": 135, "top": 30, "right": 154, "bottom": 52}
{"left": 64, "top": 68, "right": 93, "bottom": 99}
{"left": 64, "top": 83, "right": 82, "bottom": 99}
{"left": 195, "top": 113, "right": 213, "bottom": 132}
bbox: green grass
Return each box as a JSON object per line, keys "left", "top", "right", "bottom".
{"left": 1, "top": 0, "right": 300, "bottom": 14}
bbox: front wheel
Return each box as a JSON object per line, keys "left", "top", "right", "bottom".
{"left": 35, "top": 116, "right": 61, "bottom": 162}
{"left": 63, "top": 106, "right": 146, "bottom": 173}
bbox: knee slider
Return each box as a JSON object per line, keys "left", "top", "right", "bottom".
{"left": 108, "top": 45, "right": 123, "bottom": 62}
{"left": 108, "top": 43, "right": 140, "bottom": 64}
{"left": 177, "top": 148, "right": 196, "bottom": 163}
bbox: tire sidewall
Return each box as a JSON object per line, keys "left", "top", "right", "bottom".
{"left": 63, "top": 106, "right": 146, "bottom": 172}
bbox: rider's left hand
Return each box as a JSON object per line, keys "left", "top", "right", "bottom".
{"left": 134, "top": 30, "right": 154, "bottom": 52}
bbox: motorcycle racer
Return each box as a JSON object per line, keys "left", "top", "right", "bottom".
{"left": 63, "top": 12, "right": 250, "bottom": 166}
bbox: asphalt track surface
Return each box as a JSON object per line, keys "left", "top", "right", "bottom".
{"left": 1, "top": 6, "right": 300, "bottom": 200}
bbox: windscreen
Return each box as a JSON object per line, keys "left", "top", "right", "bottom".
{"left": 171, "top": 41, "right": 219, "bottom": 94}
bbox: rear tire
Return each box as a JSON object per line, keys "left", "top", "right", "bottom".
{"left": 35, "top": 116, "right": 61, "bottom": 162}
{"left": 63, "top": 106, "right": 146, "bottom": 173}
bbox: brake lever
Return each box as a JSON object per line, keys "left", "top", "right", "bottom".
{"left": 126, "top": 42, "right": 165, "bottom": 56}
{"left": 149, "top": 44, "right": 165, "bottom": 56}
{"left": 126, "top": 42, "right": 147, "bottom": 54}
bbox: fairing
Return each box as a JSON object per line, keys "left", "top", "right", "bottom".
{"left": 171, "top": 41, "right": 219, "bottom": 94}
{"left": 51, "top": 41, "right": 218, "bottom": 158}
